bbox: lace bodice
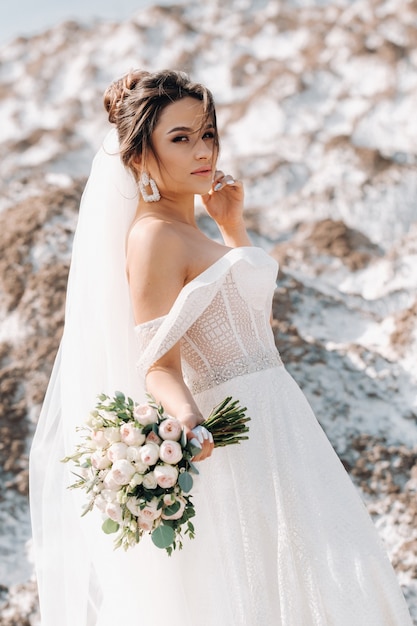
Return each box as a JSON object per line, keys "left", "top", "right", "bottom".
{"left": 135, "top": 247, "right": 282, "bottom": 394}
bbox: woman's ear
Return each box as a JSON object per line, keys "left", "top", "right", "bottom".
{"left": 129, "top": 155, "right": 142, "bottom": 180}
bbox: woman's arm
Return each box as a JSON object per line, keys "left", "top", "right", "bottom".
{"left": 145, "top": 346, "right": 213, "bottom": 460}
{"left": 126, "top": 221, "right": 214, "bottom": 460}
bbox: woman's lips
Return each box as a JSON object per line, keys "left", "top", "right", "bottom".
{"left": 191, "top": 167, "right": 212, "bottom": 176}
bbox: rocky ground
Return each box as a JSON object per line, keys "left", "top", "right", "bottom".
{"left": 0, "top": 0, "right": 416, "bottom": 623}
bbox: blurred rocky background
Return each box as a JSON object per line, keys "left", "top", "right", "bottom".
{"left": 0, "top": 0, "right": 416, "bottom": 623}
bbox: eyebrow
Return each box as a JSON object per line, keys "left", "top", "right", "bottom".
{"left": 167, "top": 124, "right": 214, "bottom": 135}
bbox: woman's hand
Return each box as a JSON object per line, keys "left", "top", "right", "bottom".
{"left": 184, "top": 423, "right": 214, "bottom": 462}
{"left": 201, "top": 170, "right": 251, "bottom": 247}
{"left": 201, "top": 170, "right": 245, "bottom": 230}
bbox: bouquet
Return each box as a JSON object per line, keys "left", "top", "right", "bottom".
{"left": 63, "top": 392, "right": 250, "bottom": 555}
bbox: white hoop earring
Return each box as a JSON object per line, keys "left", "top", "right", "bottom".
{"left": 139, "top": 172, "right": 161, "bottom": 202}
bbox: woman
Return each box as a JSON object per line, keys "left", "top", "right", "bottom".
{"left": 30, "top": 69, "right": 412, "bottom": 626}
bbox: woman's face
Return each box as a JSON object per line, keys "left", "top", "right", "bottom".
{"left": 146, "top": 96, "right": 218, "bottom": 197}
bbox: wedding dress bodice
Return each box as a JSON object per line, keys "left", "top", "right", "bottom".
{"left": 135, "top": 247, "right": 282, "bottom": 394}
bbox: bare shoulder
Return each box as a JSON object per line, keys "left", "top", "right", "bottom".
{"left": 127, "top": 218, "right": 186, "bottom": 263}
{"left": 126, "top": 218, "right": 188, "bottom": 324}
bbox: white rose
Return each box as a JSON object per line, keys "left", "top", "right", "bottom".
{"left": 158, "top": 418, "right": 183, "bottom": 441}
{"left": 91, "top": 449, "right": 112, "bottom": 470}
{"left": 142, "top": 471, "right": 157, "bottom": 489}
{"left": 154, "top": 464, "right": 179, "bottom": 489}
{"left": 105, "top": 501, "right": 123, "bottom": 523}
{"left": 129, "top": 473, "right": 143, "bottom": 488}
{"left": 126, "top": 448, "right": 150, "bottom": 473}
{"left": 126, "top": 446, "right": 140, "bottom": 462}
{"left": 107, "top": 459, "right": 136, "bottom": 485}
{"left": 107, "top": 442, "right": 128, "bottom": 462}
{"left": 134, "top": 460, "right": 149, "bottom": 474}
{"left": 103, "top": 471, "right": 121, "bottom": 491}
{"left": 134, "top": 404, "right": 159, "bottom": 426}
{"left": 162, "top": 495, "right": 187, "bottom": 520}
{"left": 87, "top": 412, "right": 104, "bottom": 429}
{"left": 94, "top": 494, "right": 107, "bottom": 513}
{"left": 116, "top": 490, "right": 128, "bottom": 504}
{"left": 100, "top": 409, "right": 118, "bottom": 422}
{"left": 90, "top": 429, "right": 108, "bottom": 448}
{"left": 101, "top": 488, "right": 118, "bottom": 502}
{"left": 126, "top": 496, "right": 141, "bottom": 516}
{"left": 104, "top": 427, "right": 121, "bottom": 444}
{"left": 159, "top": 440, "right": 183, "bottom": 465}
{"left": 139, "top": 442, "right": 160, "bottom": 466}
{"left": 120, "top": 422, "right": 146, "bottom": 446}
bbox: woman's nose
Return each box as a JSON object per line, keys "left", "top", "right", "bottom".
{"left": 195, "top": 138, "right": 211, "bottom": 160}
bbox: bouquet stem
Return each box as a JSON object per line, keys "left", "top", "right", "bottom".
{"left": 204, "top": 397, "right": 250, "bottom": 448}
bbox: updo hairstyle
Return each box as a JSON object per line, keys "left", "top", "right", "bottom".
{"left": 103, "top": 69, "right": 219, "bottom": 179}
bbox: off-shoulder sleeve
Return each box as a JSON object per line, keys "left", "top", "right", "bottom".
{"left": 134, "top": 247, "right": 278, "bottom": 381}
{"left": 135, "top": 279, "right": 221, "bottom": 380}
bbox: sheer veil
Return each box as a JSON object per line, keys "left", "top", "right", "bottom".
{"left": 29, "top": 129, "right": 145, "bottom": 624}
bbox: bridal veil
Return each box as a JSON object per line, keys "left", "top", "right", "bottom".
{"left": 29, "top": 129, "right": 144, "bottom": 624}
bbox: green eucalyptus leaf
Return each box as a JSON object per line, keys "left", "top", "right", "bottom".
{"left": 178, "top": 472, "right": 193, "bottom": 493}
{"left": 188, "top": 442, "right": 202, "bottom": 457}
{"left": 102, "top": 518, "right": 119, "bottom": 534}
{"left": 151, "top": 524, "right": 175, "bottom": 549}
{"left": 164, "top": 501, "right": 181, "bottom": 516}
{"left": 188, "top": 462, "right": 200, "bottom": 475}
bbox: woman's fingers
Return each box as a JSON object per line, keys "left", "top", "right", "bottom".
{"left": 188, "top": 425, "right": 214, "bottom": 461}
{"left": 212, "top": 170, "right": 237, "bottom": 192}
{"left": 192, "top": 425, "right": 214, "bottom": 444}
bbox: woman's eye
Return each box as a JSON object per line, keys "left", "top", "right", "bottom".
{"left": 172, "top": 135, "right": 188, "bottom": 143}
{"left": 203, "top": 131, "right": 215, "bottom": 140}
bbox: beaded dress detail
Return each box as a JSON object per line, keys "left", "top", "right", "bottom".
{"left": 125, "top": 247, "right": 412, "bottom": 626}
{"left": 136, "top": 247, "right": 282, "bottom": 394}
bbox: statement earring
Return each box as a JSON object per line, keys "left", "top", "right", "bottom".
{"left": 139, "top": 172, "right": 161, "bottom": 202}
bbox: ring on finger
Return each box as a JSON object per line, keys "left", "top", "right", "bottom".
{"left": 192, "top": 425, "right": 211, "bottom": 443}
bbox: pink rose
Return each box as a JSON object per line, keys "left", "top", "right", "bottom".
{"left": 91, "top": 449, "right": 112, "bottom": 470}
{"left": 138, "top": 517, "right": 153, "bottom": 532}
{"left": 162, "top": 495, "right": 186, "bottom": 520}
{"left": 120, "top": 422, "right": 146, "bottom": 446}
{"left": 90, "top": 429, "right": 108, "bottom": 448}
{"left": 159, "top": 440, "right": 183, "bottom": 465}
{"left": 105, "top": 501, "right": 123, "bottom": 523}
{"left": 146, "top": 430, "right": 162, "bottom": 445}
{"left": 139, "top": 498, "right": 161, "bottom": 521}
{"left": 154, "top": 464, "right": 178, "bottom": 489}
{"left": 107, "top": 459, "right": 136, "bottom": 485}
{"left": 134, "top": 404, "right": 159, "bottom": 426}
{"left": 139, "top": 442, "right": 160, "bottom": 466}
{"left": 107, "top": 442, "right": 128, "bottom": 462}
{"left": 158, "top": 418, "right": 182, "bottom": 442}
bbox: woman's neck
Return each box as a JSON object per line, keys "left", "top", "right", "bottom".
{"left": 136, "top": 195, "right": 197, "bottom": 227}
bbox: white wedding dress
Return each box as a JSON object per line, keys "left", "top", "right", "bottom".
{"left": 29, "top": 132, "right": 412, "bottom": 625}
{"left": 81, "top": 245, "right": 410, "bottom": 626}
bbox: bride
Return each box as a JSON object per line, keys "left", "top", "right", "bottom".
{"left": 30, "top": 69, "right": 413, "bottom": 625}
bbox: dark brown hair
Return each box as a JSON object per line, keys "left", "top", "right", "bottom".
{"left": 103, "top": 69, "right": 219, "bottom": 178}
